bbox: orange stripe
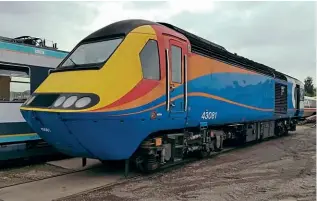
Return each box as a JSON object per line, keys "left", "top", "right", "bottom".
{"left": 190, "top": 92, "right": 272, "bottom": 111}
{"left": 107, "top": 92, "right": 273, "bottom": 116}
{"left": 188, "top": 54, "right": 258, "bottom": 81}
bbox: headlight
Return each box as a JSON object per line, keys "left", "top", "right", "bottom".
{"left": 75, "top": 97, "right": 92, "bottom": 108}
{"left": 53, "top": 96, "right": 66, "bottom": 107}
{"left": 62, "top": 96, "right": 78, "bottom": 108}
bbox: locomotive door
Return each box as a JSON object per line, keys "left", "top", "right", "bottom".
{"left": 165, "top": 37, "right": 188, "bottom": 118}
{"left": 294, "top": 85, "right": 300, "bottom": 116}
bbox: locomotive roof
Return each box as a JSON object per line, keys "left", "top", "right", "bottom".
{"left": 158, "top": 22, "right": 288, "bottom": 81}
{"left": 82, "top": 19, "right": 292, "bottom": 82}
{"left": 82, "top": 19, "right": 157, "bottom": 42}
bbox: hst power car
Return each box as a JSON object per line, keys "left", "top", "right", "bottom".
{"left": 20, "top": 19, "right": 304, "bottom": 172}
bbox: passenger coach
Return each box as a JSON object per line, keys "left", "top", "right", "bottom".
{"left": 0, "top": 36, "right": 68, "bottom": 161}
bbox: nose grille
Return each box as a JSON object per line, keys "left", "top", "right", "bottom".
{"left": 23, "top": 93, "right": 100, "bottom": 110}
{"left": 28, "top": 94, "right": 60, "bottom": 108}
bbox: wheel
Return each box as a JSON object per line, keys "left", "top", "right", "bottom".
{"left": 283, "top": 128, "right": 289, "bottom": 136}
{"left": 135, "top": 154, "right": 160, "bottom": 173}
{"left": 198, "top": 149, "right": 209, "bottom": 158}
{"left": 214, "top": 135, "right": 224, "bottom": 151}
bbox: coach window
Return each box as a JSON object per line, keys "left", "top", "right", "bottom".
{"left": 300, "top": 88, "right": 304, "bottom": 101}
{"left": 140, "top": 39, "right": 160, "bottom": 80}
{"left": 171, "top": 45, "right": 182, "bottom": 83}
{"left": 0, "top": 67, "right": 30, "bottom": 102}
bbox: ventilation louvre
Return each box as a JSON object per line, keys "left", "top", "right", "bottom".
{"left": 274, "top": 83, "right": 287, "bottom": 114}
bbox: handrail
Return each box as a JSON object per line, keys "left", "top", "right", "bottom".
{"left": 184, "top": 54, "right": 188, "bottom": 111}
{"left": 166, "top": 48, "right": 170, "bottom": 111}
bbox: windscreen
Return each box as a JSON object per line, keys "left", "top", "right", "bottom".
{"left": 59, "top": 38, "right": 123, "bottom": 69}
{"left": 0, "top": 67, "right": 30, "bottom": 102}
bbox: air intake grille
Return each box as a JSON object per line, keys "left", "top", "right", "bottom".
{"left": 275, "top": 83, "right": 287, "bottom": 114}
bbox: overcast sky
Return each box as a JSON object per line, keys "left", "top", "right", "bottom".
{"left": 0, "top": 1, "right": 315, "bottom": 84}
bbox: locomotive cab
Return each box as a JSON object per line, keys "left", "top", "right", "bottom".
{"left": 19, "top": 19, "right": 190, "bottom": 160}
{"left": 21, "top": 23, "right": 162, "bottom": 112}
{"left": 20, "top": 20, "right": 190, "bottom": 116}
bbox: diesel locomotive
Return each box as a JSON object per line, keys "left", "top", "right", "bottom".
{"left": 20, "top": 19, "right": 304, "bottom": 172}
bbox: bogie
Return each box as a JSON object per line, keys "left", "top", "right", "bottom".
{"left": 133, "top": 119, "right": 295, "bottom": 173}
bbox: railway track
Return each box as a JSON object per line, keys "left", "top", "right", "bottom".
{"left": 0, "top": 145, "right": 237, "bottom": 192}
{"left": 0, "top": 163, "right": 95, "bottom": 190}
{"left": 0, "top": 132, "right": 294, "bottom": 201}
{"left": 56, "top": 131, "right": 298, "bottom": 201}
{"left": 54, "top": 126, "right": 315, "bottom": 201}
{"left": 54, "top": 143, "right": 267, "bottom": 201}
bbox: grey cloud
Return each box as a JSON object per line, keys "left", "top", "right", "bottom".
{"left": 123, "top": 1, "right": 168, "bottom": 10}
{"left": 0, "top": 2, "right": 98, "bottom": 51}
{"left": 169, "top": 1, "right": 316, "bottom": 83}
{"left": 0, "top": 1, "right": 315, "bottom": 84}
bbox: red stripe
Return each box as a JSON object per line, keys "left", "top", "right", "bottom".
{"left": 94, "top": 79, "right": 160, "bottom": 110}
{"left": 304, "top": 108, "right": 317, "bottom": 110}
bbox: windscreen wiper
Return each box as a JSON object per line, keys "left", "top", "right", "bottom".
{"left": 69, "top": 58, "right": 79, "bottom": 67}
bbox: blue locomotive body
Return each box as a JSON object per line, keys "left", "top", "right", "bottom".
{"left": 21, "top": 71, "right": 304, "bottom": 161}
{"left": 20, "top": 20, "right": 305, "bottom": 172}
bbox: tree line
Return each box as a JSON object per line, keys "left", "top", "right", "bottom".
{"left": 304, "top": 76, "right": 316, "bottom": 97}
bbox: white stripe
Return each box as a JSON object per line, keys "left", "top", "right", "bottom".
{"left": 0, "top": 102, "right": 26, "bottom": 123}
{"left": 0, "top": 49, "right": 63, "bottom": 68}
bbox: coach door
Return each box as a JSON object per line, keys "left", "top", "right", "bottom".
{"left": 165, "top": 37, "right": 188, "bottom": 118}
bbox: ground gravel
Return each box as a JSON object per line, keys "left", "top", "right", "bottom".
{"left": 60, "top": 125, "right": 317, "bottom": 201}
{"left": 0, "top": 163, "right": 72, "bottom": 188}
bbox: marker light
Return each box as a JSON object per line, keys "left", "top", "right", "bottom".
{"left": 62, "top": 96, "right": 78, "bottom": 108}
{"left": 53, "top": 96, "right": 66, "bottom": 107}
{"left": 75, "top": 97, "right": 92, "bottom": 108}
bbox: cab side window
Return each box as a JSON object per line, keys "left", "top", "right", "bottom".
{"left": 171, "top": 45, "right": 182, "bottom": 83}
{"left": 140, "top": 40, "right": 160, "bottom": 80}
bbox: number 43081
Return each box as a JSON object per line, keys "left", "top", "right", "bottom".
{"left": 201, "top": 111, "right": 217, "bottom": 120}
